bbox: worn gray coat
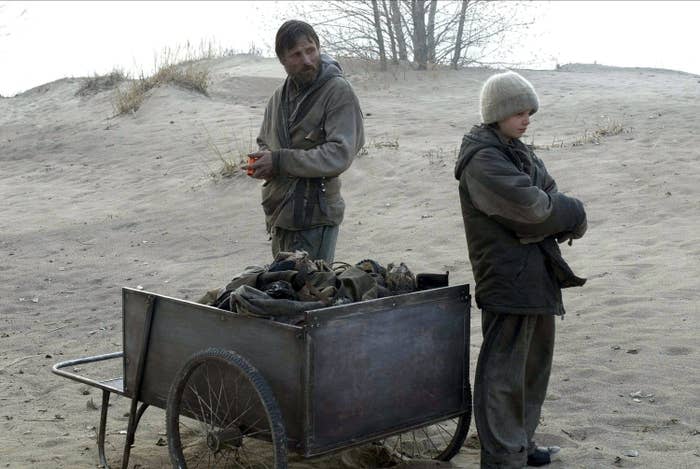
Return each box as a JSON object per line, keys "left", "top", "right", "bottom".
{"left": 257, "top": 55, "right": 365, "bottom": 232}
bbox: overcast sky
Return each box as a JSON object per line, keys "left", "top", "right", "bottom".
{"left": 1, "top": 1, "right": 699, "bottom": 96}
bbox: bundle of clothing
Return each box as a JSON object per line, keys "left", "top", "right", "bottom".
{"left": 198, "top": 251, "right": 448, "bottom": 323}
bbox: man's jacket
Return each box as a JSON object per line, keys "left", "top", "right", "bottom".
{"left": 257, "top": 54, "right": 365, "bottom": 232}
{"left": 454, "top": 124, "right": 586, "bottom": 316}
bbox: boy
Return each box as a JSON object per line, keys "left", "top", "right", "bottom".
{"left": 454, "top": 71, "right": 587, "bottom": 468}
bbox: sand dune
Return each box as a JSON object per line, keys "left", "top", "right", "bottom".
{"left": 1, "top": 55, "right": 698, "bottom": 468}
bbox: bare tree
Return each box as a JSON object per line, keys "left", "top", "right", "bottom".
{"left": 411, "top": 1, "right": 427, "bottom": 69}
{"left": 426, "top": 0, "right": 438, "bottom": 63}
{"left": 308, "top": 1, "right": 381, "bottom": 61}
{"left": 371, "top": 0, "right": 388, "bottom": 70}
{"left": 299, "top": 1, "right": 393, "bottom": 64}
{"left": 390, "top": 0, "right": 409, "bottom": 61}
{"left": 452, "top": 1, "right": 532, "bottom": 68}
{"left": 452, "top": 0, "right": 469, "bottom": 69}
{"left": 297, "top": 0, "right": 533, "bottom": 71}
{"left": 381, "top": 0, "right": 399, "bottom": 63}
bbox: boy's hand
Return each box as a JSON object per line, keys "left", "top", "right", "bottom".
{"left": 556, "top": 233, "right": 574, "bottom": 246}
{"left": 572, "top": 217, "right": 588, "bottom": 239}
{"left": 558, "top": 216, "right": 588, "bottom": 245}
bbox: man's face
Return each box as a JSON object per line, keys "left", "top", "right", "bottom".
{"left": 280, "top": 37, "right": 321, "bottom": 86}
{"left": 498, "top": 110, "right": 531, "bottom": 140}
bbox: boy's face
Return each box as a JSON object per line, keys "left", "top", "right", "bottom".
{"left": 280, "top": 37, "right": 321, "bottom": 86}
{"left": 497, "top": 110, "right": 531, "bottom": 140}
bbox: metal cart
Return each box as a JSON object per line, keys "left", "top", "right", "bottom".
{"left": 53, "top": 284, "right": 472, "bottom": 468}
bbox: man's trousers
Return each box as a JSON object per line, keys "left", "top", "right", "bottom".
{"left": 271, "top": 224, "right": 339, "bottom": 264}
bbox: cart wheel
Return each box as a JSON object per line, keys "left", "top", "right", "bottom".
{"left": 166, "top": 348, "right": 287, "bottom": 469}
{"left": 379, "top": 383, "right": 471, "bottom": 461}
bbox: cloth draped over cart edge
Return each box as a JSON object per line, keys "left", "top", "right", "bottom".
{"left": 197, "top": 251, "right": 442, "bottom": 323}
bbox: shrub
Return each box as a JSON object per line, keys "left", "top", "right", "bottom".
{"left": 113, "top": 63, "right": 210, "bottom": 115}
{"left": 571, "top": 118, "right": 629, "bottom": 146}
{"left": 76, "top": 69, "right": 126, "bottom": 97}
{"left": 113, "top": 80, "right": 149, "bottom": 115}
{"left": 358, "top": 136, "right": 400, "bottom": 157}
{"left": 152, "top": 64, "right": 210, "bottom": 95}
{"left": 112, "top": 42, "right": 215, "bottom": 116}
{"left": 196, "top": 125, "right": 257, "bottom": 181}
{"left": 531, "top": 118, "right": 631, "bottom": 150}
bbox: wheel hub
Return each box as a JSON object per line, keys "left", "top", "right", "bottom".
{"left": 207, "top": 426, "right": 243, "bottom": 452}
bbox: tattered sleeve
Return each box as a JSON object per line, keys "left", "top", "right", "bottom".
{"left": 256, "top": 97, "right": 274, "bottom": 151}
{"left": 535, "top": 153, "right": 558, "bottom": 194}
{"left": 463, "top": 149, "right": 585, "bottom": 238}
{"left": 273, "top": 79, "right": 364, "bottom": 178}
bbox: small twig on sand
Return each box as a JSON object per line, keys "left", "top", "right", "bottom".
{"left": 0, "top": 354, "right": 42, "bottom": 372}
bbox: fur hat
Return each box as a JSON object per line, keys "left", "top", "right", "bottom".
{"left": 479, "top": 71, "right": 539, "bottom": 124}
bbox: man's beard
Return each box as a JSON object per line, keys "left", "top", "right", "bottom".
{"left": 292, "top": 64, "right": 319, "bottom": 86}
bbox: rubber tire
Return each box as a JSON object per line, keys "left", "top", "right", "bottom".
{"left": 166, "top": 348, "right": 287, "bottom": 469}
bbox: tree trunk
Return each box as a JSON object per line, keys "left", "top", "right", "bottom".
{"left": 411, "top": 0, "right": 428, "bottom": 70}
{"left": 390, "top": 0, "right": 408, "bottom": 61}
{"left": 381, "top": 0, "right": 399, "bottom": 64}
{"left": 451, "top": 0, "right": 469, "bottom": 69}
{"left": 371, "top": 0, "right": 388, "bottom": 70}
{"left": 426, "top": 0, "right": 437, "bottom": 63}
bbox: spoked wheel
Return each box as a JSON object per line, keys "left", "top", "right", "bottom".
{"left": 378, "top": 384, "right": 471, "bottom": 461}
{"left": 166, "top": 348, "right": 287, "bottom": 469}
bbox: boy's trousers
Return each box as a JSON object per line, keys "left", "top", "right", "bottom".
{"left": 474, "top": 310, "right": 555, "bottom": 468}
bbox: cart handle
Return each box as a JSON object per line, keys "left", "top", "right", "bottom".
{"left": 52, "top": 351, "right": 126, "bottom": 395}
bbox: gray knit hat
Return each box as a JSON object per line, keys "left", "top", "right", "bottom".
{"left": 479, "top": 71, "right": 539, "bottom": 124}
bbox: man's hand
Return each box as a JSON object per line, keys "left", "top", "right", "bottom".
{"left": 245, "top": 150, "right": 274, "bottom": 180}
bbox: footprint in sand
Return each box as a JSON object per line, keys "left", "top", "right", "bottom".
{"left": 661, "top": 346, "right": 692, "bottom": 356}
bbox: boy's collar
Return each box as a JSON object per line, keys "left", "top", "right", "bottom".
{"left": 488, "top": 125, "right": 515, "bottom": 146}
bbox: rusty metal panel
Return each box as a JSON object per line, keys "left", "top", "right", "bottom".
{"left": 122, "top": 289, "right": 149, "bottom": 396}
{"left": 121, "top": 288, "right": 306, "bottom": 446}
{"left": 303, "top": 284, "right": 470, "bottom": 456}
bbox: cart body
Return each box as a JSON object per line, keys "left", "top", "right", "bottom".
{"left": 122, "top": 284, "right": 470, "bottom": 457}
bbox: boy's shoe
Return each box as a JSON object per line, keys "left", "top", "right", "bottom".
{"left": 527, "top": 446, "right": 560, "bottom": 467}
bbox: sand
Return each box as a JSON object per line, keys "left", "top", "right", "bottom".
{"left": 1, "top": 55, "right": 698, "bottom": 468}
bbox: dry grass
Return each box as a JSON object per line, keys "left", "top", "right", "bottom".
{"left": 113, "top": 42, "right": 217, "bottom": 115}
{"left": 197, "top": 125, "right": 257, "bottom": 181}
{"left": 422, "top": 147, "right": 459, "bottom": 166}
{"left": 113, "top": 64, "right": 210, "bottom": 115}
{"left": 532, "top": 117, "right": 631, "bottom": 150}
{"left": 113, "top": 80, "right": 147, "bottom": 115}
{"left": 76, "top": 69, "right": 126, "bottom": 97}
{"left": 358, "top": 136, "right": 400, "bottom": 157}
{"left": 111, "top": 40, "right": 268, "bottom": 116}
{"left": 154, "top": 63, "right": 210, "bottom": 94}
{"left": 570, "top": 118, "right": 629, "bottom": 146}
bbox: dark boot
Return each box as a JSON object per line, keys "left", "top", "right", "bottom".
{"left": 527, "top": 446, "right": 560, "bottom": 467}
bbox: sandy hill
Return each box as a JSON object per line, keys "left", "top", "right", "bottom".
{"left": 1, "top": 55, "right": 698, "bottom": 468}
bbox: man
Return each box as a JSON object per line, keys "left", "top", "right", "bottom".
{"left": 454, "top": 71, "right": 587, "bottom": 468}
{"left": 246, "top": 20, "right": 365, "bottom": 264}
